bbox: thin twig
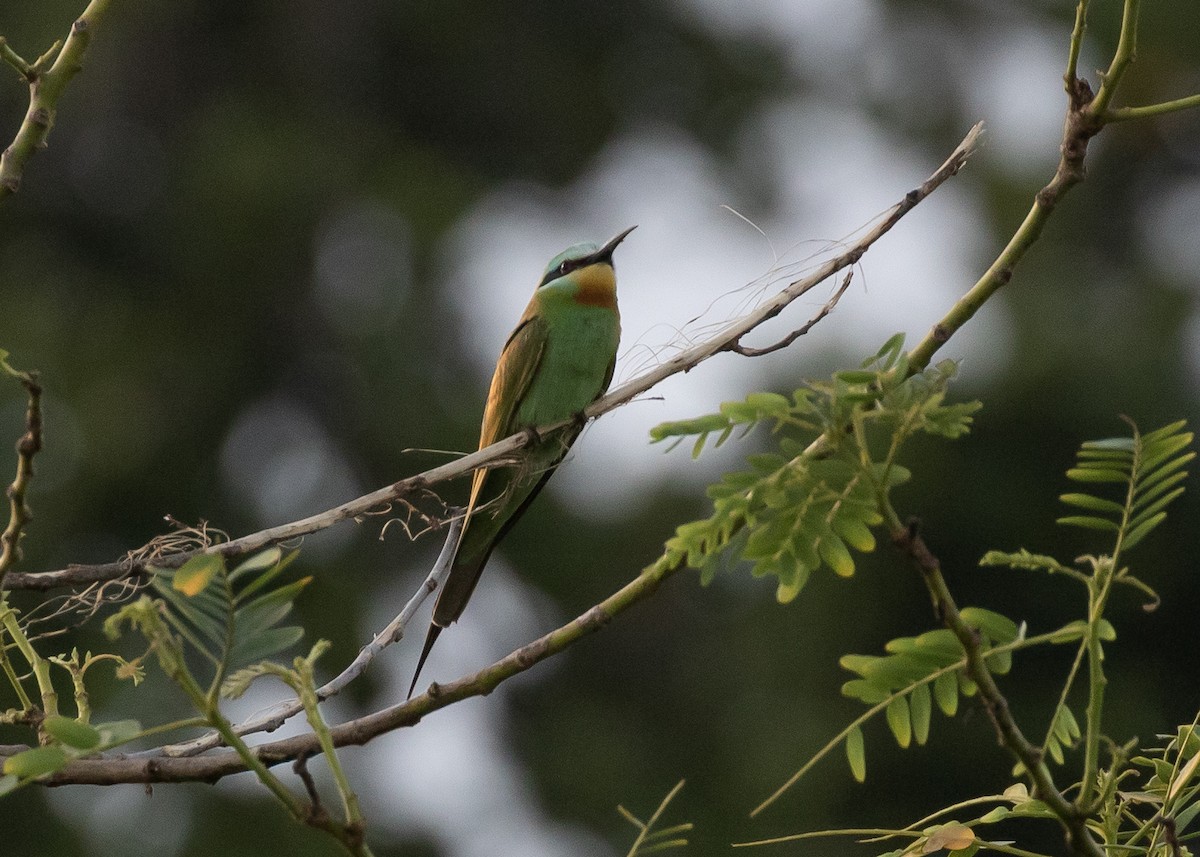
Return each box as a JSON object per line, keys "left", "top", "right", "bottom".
{"left": 725, "top": 271, "right": 853, "bottom": 358}
{"left": 907, "top": 0, "right": 1200, "bottom": 374}
{"left": 0, "top": 37, "right": 33, "bottom": 79}
{"left": 0, "top": 357, "right": 43, "bottom": 590}
{"left": 293, "top": 752, "right": 324, "bottom": 816}
{"left": 0, "top": 0, "right": 118, "bottom": 198}
{"left": 1064, "top": 1, "right": 1088, "bottom": 89}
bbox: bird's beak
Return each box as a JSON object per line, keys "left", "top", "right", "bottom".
{"left": 592, "top": 225, "right": 637, "bottom": 264}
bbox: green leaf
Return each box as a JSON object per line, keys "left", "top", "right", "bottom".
{"left": 978, "top": 807, "right": 1009, "bottom": 824}
{"left": 1141, "top": 431, "right": 1194, "bottom": 470}
{"left": 1061, "top": 706, "right": 1081, "bottom": 741}
{"left": 743, "top": 515, "right": 790, "bottom": 560}
{"left": 960, "top": 608, "right": 1019, "bottom": 644}
{"left": 1133, "top": 469, "right": 1188, "bottom": 510}
{"left": 1174, "top": 800, "right": 1200, "bottom": 834}
{"left": 1046, "top": 735, "right": 1064, "bottom": 765}
{"left": 1128, "top": 487, "right": 1185, "bottom": 531}
{"left": 1137, "top": 451, "right": 1195, "bottom": 491}
{"left": 910, "top": 683, "right": 932, "bottom": 746}
{"left": 1065, "top": 468, "right": 1130, "bottom": 483}
{"left": 834, "top": 370, "right": 878, "bottom": 384}
{"left": 96, "top": 720, "right": 143, "bottom": 746}
{"left": 842, "top": 679, "right": 889, "bottom": 704}
{"left": 234, "top": 549, "right": 300, "bottom": 602}
{"left": 42, "top": 716, "right": 101, "bottom": 750}
{"left": 818, "top": 534, "right": 855, "bottom": 578}
{"left": 984, "top": 648, "right": 1012, "bottom": 674}
{"left": 832, "top": 516, "right": 876, "bottom": 552}
{"left": 886, "top": 697, "right": 912, "bottom": 748}
{"left": 914, "top": 629, "right": 965, "bottom": 659}
{"left": 3, "top": 746, "right": 68, "bottom": 778}
{"left": 1049, "top": 620, "right": 1088, "bottom": 643}
{"left": 1122, "top": 511, "right": 1166, "bottom": 551}
{"left": 171, "top": 554, "right": 226, "bottom": 597}
{"left": 228, "top": 625, "right": 305, "bottom": 669}
{"left": 1059, "top": 493, "right": 1125, "bottom": 514}
{"left": 229, "top": 546, "right": 283, "bottom": 581}
{"left": 934, "top": 672, "right": 959, "bottom": 717}
{"left": 846, "top": 725, "right": 866, "bottom": 782}
{"left": 745, "top": 391, "right": 791, "bottom": 412}
{"left": 1056, "top": 515, "right": 1120, "bottom": 531}
{"left": 873, "top": 332, "right": 906, "bottom": 365}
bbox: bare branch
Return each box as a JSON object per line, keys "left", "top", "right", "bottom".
{"left": 29, "top": 550, "right": 682, "bottom": 785}
{"left": 4, "top": 121, "right": 984, "bottom": 594}
{"left": 725, "top": 271, "right": 853, "bottom": 358}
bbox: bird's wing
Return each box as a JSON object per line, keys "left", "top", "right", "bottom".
{"left": 466, "top": 304, "right": 548, "bottom": 515}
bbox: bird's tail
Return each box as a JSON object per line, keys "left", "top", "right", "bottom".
{"left": 407, "top": 623, "right": 443, "bottom": 699}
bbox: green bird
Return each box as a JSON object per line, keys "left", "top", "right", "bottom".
{"left": 408, "top": 226, "right": 636, "bottom": 697}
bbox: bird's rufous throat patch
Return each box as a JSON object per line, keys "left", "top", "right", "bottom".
{"left": 571, "top": 263, "right": 617, "bottom": 308}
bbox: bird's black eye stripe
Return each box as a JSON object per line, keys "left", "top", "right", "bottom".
{"left": 539, "top": 257, "right": 585, "bottom": 287}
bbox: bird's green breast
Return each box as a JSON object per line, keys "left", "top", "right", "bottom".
{"left": 516, "top": 284, "right": 619, "bottom": 427}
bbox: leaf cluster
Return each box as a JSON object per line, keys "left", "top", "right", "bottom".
{"left": 1057, "top": 419, "right": 1193, "bottom": 555}
{"left": 838, "top": 608, "right": 1019, "bottom": 780}
{"left": 647, "top": 335, "right": 981, "bottom": 602}
{"left": 103, "top": 546, "right": 310, "bottom": 707}
{"left": 149, "top": 547, "right": 309, "bottom": 695}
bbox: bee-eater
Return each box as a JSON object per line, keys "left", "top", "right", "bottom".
{"left": 408, "top": 226, "right": 636, "bottom": 697}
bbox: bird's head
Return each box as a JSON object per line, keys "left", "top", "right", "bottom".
{"left": 538, "top": 225, "right": 637, "bottom": 289}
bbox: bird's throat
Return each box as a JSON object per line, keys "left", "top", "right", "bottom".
{"left": 571, "top": 263, "right": 617, "bottom": 308}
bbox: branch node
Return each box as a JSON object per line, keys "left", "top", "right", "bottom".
{"left": 583, "top": 604, "right": 612, "bottom": 630}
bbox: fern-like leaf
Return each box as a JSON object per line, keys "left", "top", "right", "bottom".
{"left": 840, "top": 609, "right": 1021, "bottom": 752}
{"left": 1057, "top": 420, "right": 1193, "bottom": 554}
{"left": 647, "top": 335, "right": 980, "bottom": 602}
{"left": 150, "top": 547, "right": 309, "bottom": 695}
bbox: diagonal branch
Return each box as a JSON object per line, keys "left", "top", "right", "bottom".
{"left": 3, "top": 122, "right": 984, "bottom": 594}
{"left": 906, "top": 0, "right": 1200, "bottom": 375}
{"left": 30, "top": 547, "right": 685, "bottom": 786}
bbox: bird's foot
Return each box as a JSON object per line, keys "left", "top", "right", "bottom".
{"left": 522, "top": 425, "right": 541, "bottom": 446}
